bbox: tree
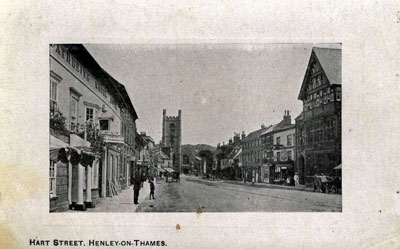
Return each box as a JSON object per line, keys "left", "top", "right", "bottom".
{"left": 198, "top": 150, "right": 213, "bottom": 163}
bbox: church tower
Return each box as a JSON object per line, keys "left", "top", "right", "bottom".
{"left": 162, "top": 109, "right": 182, "bottom": 173}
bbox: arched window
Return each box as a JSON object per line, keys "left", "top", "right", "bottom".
{"left": 170, "top": 123, "right": 176, "bottom": 134}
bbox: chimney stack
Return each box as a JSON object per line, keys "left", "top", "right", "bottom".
{"left": 241, "top": 131, "right": 246, "bottom": 140}
{"left": 261, "top": 123, "right": 265, "bottom": 129}
{"left": 229, "top": 138, "right": 233, "bottom": 145}
{"left": 283, "top": 110, "right": 291, "bottom": 125}
{"left": 234, "top": 133, "right": 240, "bottom": 143}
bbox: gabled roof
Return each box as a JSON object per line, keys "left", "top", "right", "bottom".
{"left": 298, "top": 47, "right": 341, "bottom": 100}
{"left": 227, "top": 145, "right": 241, "bottom": 159}
{"left": 232, "top": 147, "right": 242, "bottom": 160}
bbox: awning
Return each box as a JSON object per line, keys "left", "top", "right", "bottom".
{"left": 333, "top": 164, "right": 342, "bottom": 170}
{"left": 276, "top": 163, "right": 293, "bottom": 168}
{"left": 163, "top": 168, "right": 175, "bottom": 173}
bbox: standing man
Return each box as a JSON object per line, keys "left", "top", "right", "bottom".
{"left": 149, "top": 179, "right": 155, "bottom": 200}
{"left": 133, "top": 176, "right": 141, "bottom": 205}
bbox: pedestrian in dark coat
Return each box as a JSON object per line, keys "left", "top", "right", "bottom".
{"left": 133, "top": 176, "right": 141, "bottom": 204}
{"left": 149, "top": 179, "right": 155, "bottom": 200}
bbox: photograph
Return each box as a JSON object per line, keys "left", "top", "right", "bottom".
{"left": 49, "top": 43, "right": 342, "bottom": 212}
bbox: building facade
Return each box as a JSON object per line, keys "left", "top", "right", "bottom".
{"left": 49, "top": 44, "right": 137, "bottom": 211}
{"left": 161, "top": 109, "right": 182, "bottom": 173}
{"left": 241, "top": 126, "right": 267, "bottom": 183}
{"left": 260, "top": 111, "right": 295, "bottom": 183}
{"left": 296, "top": 47, "right": 342, "bottom": 185}
{"left": 272, "top": 111, "right": 296, "bottom": 183}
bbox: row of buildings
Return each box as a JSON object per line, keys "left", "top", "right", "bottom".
{"left": 202, "top": 47, "right": 342, "bottom": 186}
{"left": 49, "top": 44, "right": 162, "bottom": 212}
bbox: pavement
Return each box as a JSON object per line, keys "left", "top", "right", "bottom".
{"left": 86, "top": 181, "right": 151, "bottom": 213}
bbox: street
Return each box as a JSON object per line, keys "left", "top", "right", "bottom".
{"left": 135, "top": 175, "right": 342, "bottom": 212}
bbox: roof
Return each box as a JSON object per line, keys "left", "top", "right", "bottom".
{"left": 295, "top": 112, "right": 304, "bottom": 121}
{"left": 242, "top": 127, "right": 267, "bottom": 142}
{"left": 313, "top": 48, "right": 341, "bottom": 86}
{"left": 298, "top": 47, "right": 341, "bottom": 100}
{"left": 261, "top": 124, "right": 277, "bottom": 136}
{"left": 69, "top": 44, "right": 139, "bottom": 120}
{"left": 274, "top": 122, "right": 295, "bottom": 133}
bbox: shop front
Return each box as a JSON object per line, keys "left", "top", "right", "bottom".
{"left": 272, "top": 161, "right": 295, "bottom": 185}
{"left": 50, "top": 135, "right": 100, "bottom": 212}
{"left": 261, "top": 163, "right": 273, "bottom": 183}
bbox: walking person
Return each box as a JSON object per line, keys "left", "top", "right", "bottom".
{"left": 133, "top": 176, "right": 141, "bottom": 205}
{"left": 149, "top": 179, "right": 155, "bottom": 200}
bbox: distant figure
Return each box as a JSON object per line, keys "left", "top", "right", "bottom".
{"left": 251, "top": 174, "right": 255, "bottom": 185}
{"left": 149, "top": 179, "right": 155, "bottom": 200}
{"left": 133, "top": 176, "right": 141, "bottom": 204}
{"left": 294, "top": 174, "right": 299, "bottom": 186}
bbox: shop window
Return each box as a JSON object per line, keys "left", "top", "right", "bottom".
{"left": 92, "top": 161, "right": 99, "bottom": 189}
{"left": 49, "top": 160, "right": 57, "bottom": 198}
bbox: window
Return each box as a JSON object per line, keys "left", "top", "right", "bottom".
{"left": 49, "top": 160, "right": 57, "bottom": 198}
{"left": 99, "top": 119, "right": 109, "bottom": 131}
{"left": 70, "top": 95, "right": 79, "bottom": 132}
{"left": 277, "top": 152, "right": 281, "bottom": 162}
{"left": 287, "top": 134, "right": 292, "bottom": 146}
{"left": 86, "top": 108, "right": 94, "bottom": 122}
{"left": 50, "top": 80, "right": 58, "bottom": 109}
{"left": 92, "top": 160, "right": 99, "bottom": 189}
{"left": 170, "top": 123, "right": 176, "bottom": 134}
{"left": 336, "top": 92, "right": 341, "bottom": 101}
{"left": 287, "top": 151, "right": 292, "bottom": 160}
{"left": 276, "top": 137, "right": 280, "bottom": 146}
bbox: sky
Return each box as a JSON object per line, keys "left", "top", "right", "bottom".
{"left": 85, "top": 43, "right": 341, "bottom": 146}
